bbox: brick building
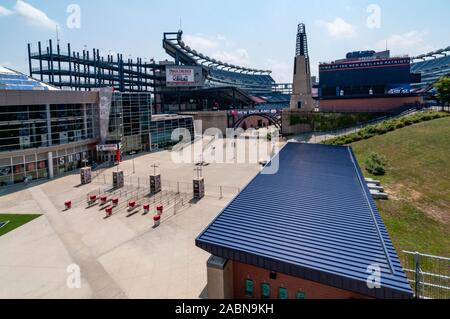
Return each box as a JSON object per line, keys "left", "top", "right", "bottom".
{"left": 196, "top": 143, "right": 413, "bottom": 299}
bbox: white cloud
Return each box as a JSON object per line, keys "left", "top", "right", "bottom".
{"left": 184, "top": 33, "right": 250, "bottom": 67}
{"left": 316, "top": 17, "right": 357, "bottom": 39}
{"left": 212, "top": 49, "right": 250, "bottom": 66}
{"left": 264, "top": 59, "right": 292, "bottom": 83}
{"left": 375, "top": 31, "right": 435, "bottom": 56}
{"left": 0, "top": 5, "right": 14, "bottom": 16}
{"left": 184, "top": 34, "right": 220, "bottom": 51}
{"left": 13, "top": 0, "right": 59, "bottom": 30}
{"left": 1, "top": 61, "right": 16, "bottom": 69}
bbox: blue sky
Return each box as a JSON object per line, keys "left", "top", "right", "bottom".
{"left": 1, "top": 0, "right": 449, "bottom": 82}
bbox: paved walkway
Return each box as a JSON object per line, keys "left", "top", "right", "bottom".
{"left": 29, "top": 186, "right": 127, "bottom": 299}
{"left": 0, "top": 138, "right": 274, "bottom": 298}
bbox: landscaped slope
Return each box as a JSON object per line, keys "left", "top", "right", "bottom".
{"left": 351, "top": 116, "right": 450, "bottom": 257}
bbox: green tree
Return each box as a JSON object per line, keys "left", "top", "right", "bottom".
{"left": 435, "top": 76, "right": 450, "bottom": 109}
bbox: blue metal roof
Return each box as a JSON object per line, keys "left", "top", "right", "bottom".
{"left": 0, "top": 66, "right": 55, "bottom": 91}
{"left": 196, "top": 142, "right": 413, "bottom": 299}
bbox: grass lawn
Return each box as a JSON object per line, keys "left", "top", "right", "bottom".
{"left": 351, "top": 116, "right": 450, "bottom": 257}
{"left": 0, "top": 214, "right": 41, "bottom": 237}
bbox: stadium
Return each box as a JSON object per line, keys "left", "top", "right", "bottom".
{"left": 316, "top": 47, "right": 450, "bottom": 112}
{"left": 0, "top": 12, "right": 449, "bottom": 302}
{"left": 411, "top": 46, "right": 450, "bottom": 95}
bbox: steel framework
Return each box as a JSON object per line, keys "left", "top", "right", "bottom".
{"left": 28, "top": 40, "right": 165, "bottom": 92}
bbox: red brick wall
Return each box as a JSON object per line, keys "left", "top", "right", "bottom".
{"left": 319, "top": 96, "right": 423, "bottom": 113}
{"left": 233, "top": 261, "right": 371, "bottom": 299}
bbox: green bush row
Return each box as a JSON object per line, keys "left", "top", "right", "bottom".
{"left": 322, "top": 111, "right": 449, "bottom": 146}
{"left": 289, "top": 112, "right": 378, "bottom": 131}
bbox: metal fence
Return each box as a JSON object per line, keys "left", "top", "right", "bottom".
{"left": 93, "top": 173, "right": 241, "bottom": 200}
{"left": 401, "top": 251, "right": 450, "bottom": 299}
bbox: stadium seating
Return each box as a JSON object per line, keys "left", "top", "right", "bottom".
{"left": 163, "top": 31, "right": 275, "bottom": 96}
{"left": 207, "top": 68, "right": 275, "bottom": 95}
{"left": 411, "top": 52, "right": 450, "bottom": 90}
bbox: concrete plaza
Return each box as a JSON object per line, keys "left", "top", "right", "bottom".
{"left": 0, "top": 137, "right": 284, "bottom": 299}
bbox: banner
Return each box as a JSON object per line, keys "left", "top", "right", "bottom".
{"left": 97, "top": 87, "right": 113, "bottom": 144}
{"left": 166, "top": 67, "right": 195, "bottom": 85}
{"left": 165, "top": 66, "right": 203, "bottom": 87}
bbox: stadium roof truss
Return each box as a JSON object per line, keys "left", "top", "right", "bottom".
{"left": 163, "top": 30, "right": 271, "bottom": 75}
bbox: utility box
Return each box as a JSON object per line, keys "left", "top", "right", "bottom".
{"left": 193, "top": 178, "right": 205, "bottom": 199}
{"left": 80, "top": 167, "right": 92, "bottom": 185}
{"left": 150, "top": 174, "right": 161, "bottom": 194}
{"left": 113, "top": 171, "right": 124, "bottom": 188}
{"left": 206, "top": 255, "right": 234, "bottom": 299}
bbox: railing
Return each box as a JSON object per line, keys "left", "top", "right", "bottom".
{"left": 401, "top": 251, "right": 450, "bottom": 299}
{"left": 93, "top": 174, "right": 241, "bottom": 200}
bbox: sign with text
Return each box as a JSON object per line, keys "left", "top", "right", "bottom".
{"left": 166, "top": 66, "right": 203, "bottom": 87}
{"left": 96, "top": 144, "right": 119, "bottom": 152}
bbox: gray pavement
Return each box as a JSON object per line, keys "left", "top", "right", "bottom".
{"left": 0, "top": 137, "right": 284, "bottom": 298}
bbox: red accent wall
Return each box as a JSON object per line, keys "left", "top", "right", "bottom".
{"left": 233, "top": 261, "right": 371, "bottom": 299}
{"left": 319, "top": 96, "right": 422, "bottom": 113}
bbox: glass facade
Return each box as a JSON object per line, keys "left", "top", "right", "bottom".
{"left": 149, "top": 116, "right": 194, "bottom": 148}
{"left": 52, "top": 146, "right": 93, "bottom": 176}
{"left": 0, "top": 103, "right": 95, "bottom": 152}
{"left": 107, "top": 93, "right": 151, "bottom": 152}
{"left": 0, "top": 155, "right": 46, "bottom": 186}
{"left": 0, "top": 146, "right": 93, "bottom": 187}
{"left": 0, "top": 101, "right": 96, "bottom": 187}
{"left": 0, "top": 90, "right": 194, "bottom": 187}
{"left": 106, "top": 93, "right": 193, "bottom": 152}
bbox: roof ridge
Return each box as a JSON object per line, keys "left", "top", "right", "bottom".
{"left": 346, "top": 146, "right": 395, "bottom": 275}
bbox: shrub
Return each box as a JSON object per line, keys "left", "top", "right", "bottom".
{"left": 375, "top": 125, "right": 388, "bottom": 134}
{"left": 411, "top": 116, "right": 421, "bottom": 123}
{"left": 365, "top": 152, "right": 386, "bottom": 176}
{"left": 385, "top": 122, "right": 396, "bottom": 132}
{"left": 366, "top": 125, "right": 377, "bottom": 134}
{"left": 402, "top": 118, "right": 413, "bottom": 126}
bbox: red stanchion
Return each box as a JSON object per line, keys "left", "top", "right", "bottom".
{"left": 143, "top": 203, "right": 150, "bottom": 214}
{"left": 105, "top": 206, "right": 113, "bottom": 217}
{"left": 64, "top": 201, "right": 72, "bottom": 210}
{"left": 153, "top": 214, "right": 161, "bottom": 227}
{"left": 128, "top": 200, "right": 136, "bottom": 209}
{"left": 100, "top": 195, "right": 108, "bottom": 205}
{"left": 156, "top": 204, "right": 163, "bottom": 216}
{"left": 89, "top": 195, "right": 97, "bottom": 203}
{"left": 112, "top": 197, "right": 119, "bottom": 207}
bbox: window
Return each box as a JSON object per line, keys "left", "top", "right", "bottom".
{"left": 261, "top": 283, "right": 270, "bottom": 299}
{"left": 245, "top": 279, "right": 254, "bottom": 298}
{"left": 278, "top": 287, "right": 288, "bottom": 299}
{"left": 296, "top": 291, "right": 306, "bottom": 299}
